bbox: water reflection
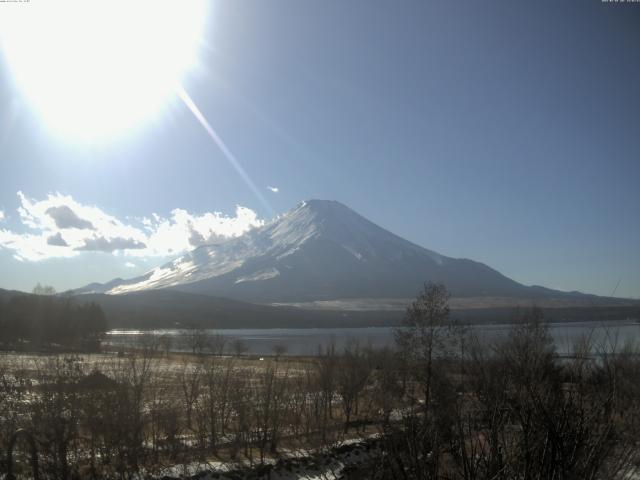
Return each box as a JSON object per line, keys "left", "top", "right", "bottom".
{"left": 104, "top": 320, "right": 640, "bottom": 356}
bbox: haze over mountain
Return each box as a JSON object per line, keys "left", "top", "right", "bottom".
{"left": 74, "top": 200, "right": 602, "bottom": 305}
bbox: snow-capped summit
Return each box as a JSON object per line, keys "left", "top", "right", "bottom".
{"left": 74, "top": 200, "right": 552, "bottom": 302}
{"left": 268, "top": 199, "right": 445, "bottom": 265}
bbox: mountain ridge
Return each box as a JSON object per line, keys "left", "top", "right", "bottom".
{"left": 71, "top": 200, "right": 614, "bottom": 304}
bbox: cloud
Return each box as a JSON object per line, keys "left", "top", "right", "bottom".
{"left": 0, "top": 230, "right": 78, "bottom": 262}
{"left": 0, "top": 210, "right": 4, "bottom": 222}
{"left": 46, "top": 232, "right": 69, "bottom": 247}
{"left": 267, "top": 186, "right": 279, "bottom": 193}
{"left": 125, "top": 262, "right": 136, "bottom": 268}
{"left": 76, "top": 236, "right": 146, "bottom": 252}
{"left": 141, "top": 206, "right": 264, "bottom": 254}
{"left": 45, "top": 205, "right": 94, "bottom": 230}
{"left": 0, "top": 192, "right": 264, "bottom": 261}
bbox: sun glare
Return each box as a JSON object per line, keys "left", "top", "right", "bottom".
{"left": 0, "top": 0, "right": 207, "bottom": 142}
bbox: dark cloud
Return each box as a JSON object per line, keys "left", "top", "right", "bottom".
{"left": 75, "top": 236, "right": 146, "bottom": 253}
{"left": 46, "top": 205, "right": 94, "bottom": 230}
{"left": 188, "top": 228, "right": 206, "bottom": 247}
{"left": 46, "top": 232, "right": 69, "bottom": 247}
{"left": 188, "top": 226, "right": 224, "bottom": 248}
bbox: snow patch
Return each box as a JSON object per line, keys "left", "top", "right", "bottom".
{"left": 342, "top": 244, "right": 364, "bottom": 261}
{"left": 235, "top": 267, "right": 280, "bottom": 284}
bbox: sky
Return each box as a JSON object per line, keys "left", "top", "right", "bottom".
{"left": 0, "top": 0, "right": 638, "bottom": 298}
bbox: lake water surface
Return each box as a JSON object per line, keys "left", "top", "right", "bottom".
{"left": 105, "top": 320, "right": 640, "bottom": 356}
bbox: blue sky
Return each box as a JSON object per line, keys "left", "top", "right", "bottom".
{"left": 0, "top": 0, "right": 638, "bottom": 298}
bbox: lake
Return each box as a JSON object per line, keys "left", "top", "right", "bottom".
{"left": 105, "top": 319, "right": 640, "bottom": 356}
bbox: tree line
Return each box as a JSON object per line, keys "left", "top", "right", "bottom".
{"left": 0, "top": 288, "right": 107, "bottom": 350}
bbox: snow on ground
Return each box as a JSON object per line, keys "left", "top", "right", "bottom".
{"left": 152, "top": 436, "right": 381, "bottom": 480}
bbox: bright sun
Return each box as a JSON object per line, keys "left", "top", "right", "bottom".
{"left": 0, "top": 0, "right": 207, "bottom": 142}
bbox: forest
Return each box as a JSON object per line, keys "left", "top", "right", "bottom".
{"left": 0, "top": 291, "right": 107, "bottom": 351}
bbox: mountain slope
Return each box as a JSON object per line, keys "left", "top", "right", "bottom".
{"left": 74, "top": 200, "right": 594, "bottom": 303}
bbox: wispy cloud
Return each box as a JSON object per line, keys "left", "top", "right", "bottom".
{"left": 76, "top": 236, "right": 146, "bottom": 253}
{"left": 0, "top": 210, "right": 4, "bottom": 222}
{"left": 124, "top": 262, "right": 137, "bottom": 268}
{"left": 0, "top": 192, "right": 264, "bottom": 261}
{"left": 267, "top": 186, "right": 279, "bottom": 193}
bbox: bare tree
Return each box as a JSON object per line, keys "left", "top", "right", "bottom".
{"left": 385, "top": 283, "right": 458, "bottom": 479}
{"left": 369, "top": 347, "right": 403, "bottom": 428}
{"left": 228, "top": 369, "right": 251, "bottom": 460}
{"left": 315, "top": 343, "right": 338, "bottom": 445}
{"left": 200, "top": 357, "right": 235, "bottom": 453}
{"left": 336, "top": 341, "right": 371, "bottom": 432}
{"left": 180, "top": 362, "right": 203, "bottom": 431}
{"left": 231, "top": 338, "right": 249, "bottom": 357}
{"left": 272, "top": 343, "right": 287, "bottom": 360}
{"left": 208, "top": 333, "right": 227, "bottom": 356}
{"left": 158, "top": 334, "right": 173, "bottom": 357}
{"left": 107, "top": 347, "right": 156, "bottom": 477}
{"left": 395, "top": 282, "right": 452, "bottom": 407}
{"left": 30, "top": 356, "right": 85, "bottom": 479}
{"left": 186, "top": 327, "right": 210, "bottom": 355}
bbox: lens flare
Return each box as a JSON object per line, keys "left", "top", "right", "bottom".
{"left": 177, "top": 85, "right": 275, "bottom": 217}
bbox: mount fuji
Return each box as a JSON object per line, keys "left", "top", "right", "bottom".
{"left": 74, "top": 200, "right": 591, "bottom": 304}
